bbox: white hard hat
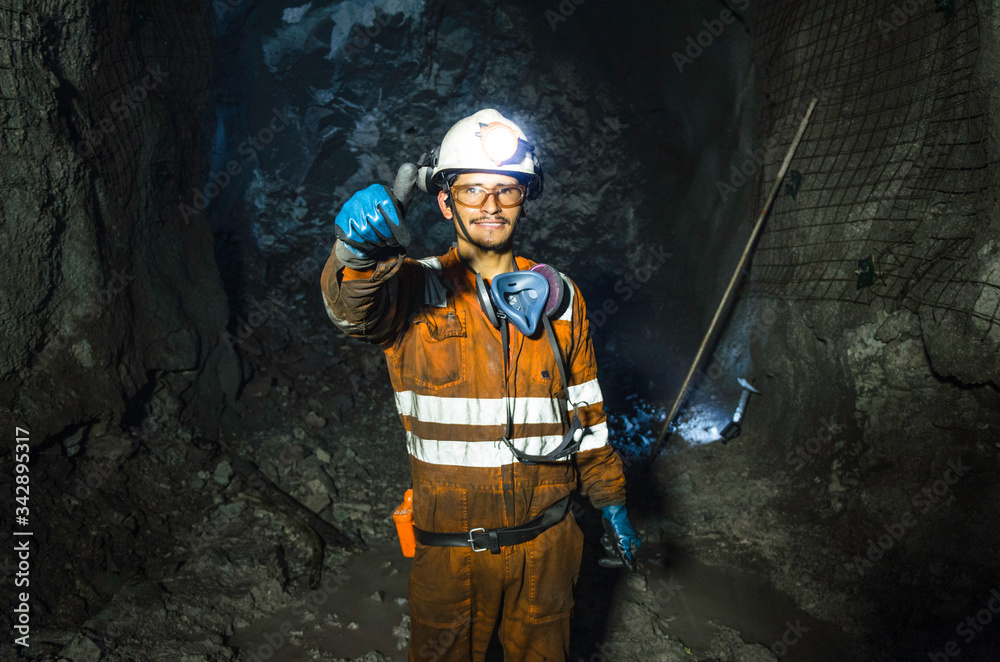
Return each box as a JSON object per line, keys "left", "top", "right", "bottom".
{"left": 419, "top": 108, "right": 543, "bottom": 200}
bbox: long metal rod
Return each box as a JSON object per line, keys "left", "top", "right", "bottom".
{"left": 647, "top": 96, "right": 820, "bottom": 463}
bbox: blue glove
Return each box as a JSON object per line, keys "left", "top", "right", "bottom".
{"left": 600, "top": 505, "right": 641, "bottom": 572}
{"left": 334, "top": 184, "right": 410, "bottom": 258}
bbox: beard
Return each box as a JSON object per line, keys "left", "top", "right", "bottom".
{"left": 470, "top": 223, "right": 516, "bottom": 253}
{"left": 456, "top": 208, "right": 521, "bottom": 253}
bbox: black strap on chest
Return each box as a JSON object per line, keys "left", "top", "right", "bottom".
{"left": 499, "top": 311, "right": 584, "bottom": 464}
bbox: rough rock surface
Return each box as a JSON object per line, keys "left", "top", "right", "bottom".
{"left": 0, "top": 0, "right": 241, "bottom": 441}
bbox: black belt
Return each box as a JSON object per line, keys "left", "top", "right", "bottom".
{"left": 413, "top": 496, "right": 570, "bottom": 554}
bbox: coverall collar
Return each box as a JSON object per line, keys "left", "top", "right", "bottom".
{"left": 442, "top": 246, "right": 535, "bottom": 349}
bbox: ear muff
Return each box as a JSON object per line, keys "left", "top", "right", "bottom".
{"left": 526, "top": 156, "right": 543, "bottom": 200}
{"left": 529, "top": 264, "right": 570, "bottom": 319}
{"left": 475, "top": 272, "right": 500, "bottom": 328}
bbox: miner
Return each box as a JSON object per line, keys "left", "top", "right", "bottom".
{"left": 321, "top": 108, "right": 639, "bottom": 661}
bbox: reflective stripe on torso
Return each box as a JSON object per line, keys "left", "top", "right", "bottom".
{"left": 382, "top": 248, "right": 608, "bottom": 469}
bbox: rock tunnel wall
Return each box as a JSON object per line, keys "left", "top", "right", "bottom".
{"left": 0, "top": 0, "right": 240, "bottom": 442}
{"left": 666, "top": 0, "right": 1000, "bottom": 653}
{"left": 747, "top": 0, "right": 1000, "bottom": 385}
{"left": 735, "top": 0, "right": 1000, "bottom": 508}
{"left": 0, "top": 0, "right": 251, "bottom": 641}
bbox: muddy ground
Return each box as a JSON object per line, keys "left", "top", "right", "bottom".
{"left": 8, "top": 301, "right": 858, "bottom": 662}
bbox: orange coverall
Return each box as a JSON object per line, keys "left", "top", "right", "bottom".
{"left": 321, "top": 244, "right": 627, "bottom": 661}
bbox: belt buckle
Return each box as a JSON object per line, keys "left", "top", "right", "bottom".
{"left": 467, "top": 527, "right": 488, "bottom": 552}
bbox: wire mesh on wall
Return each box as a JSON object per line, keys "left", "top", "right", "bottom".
{"left": 747, "top": 0, "right": 999, "bottom": 343}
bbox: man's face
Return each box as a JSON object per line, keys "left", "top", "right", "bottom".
{"left": 437, "top": 172, "right": 523, "bottom": 254}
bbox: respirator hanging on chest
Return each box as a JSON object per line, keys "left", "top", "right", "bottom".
{"left": 474, "top": 264, "right": 569, "bottom": 335}
{"left": 473, "top": 263, "right": 584, "bottom": 464}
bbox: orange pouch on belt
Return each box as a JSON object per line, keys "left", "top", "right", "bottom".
{"left": 393, "top": 489, "right": 415, "bottom": 557}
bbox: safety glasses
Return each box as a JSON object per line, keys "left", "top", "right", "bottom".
{"left": 450, "top": 184, "right": 526, "bottom": 209}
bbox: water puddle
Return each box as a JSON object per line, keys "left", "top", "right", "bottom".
{"left": 642, "top": 551, "right": 854, "bottom": 660}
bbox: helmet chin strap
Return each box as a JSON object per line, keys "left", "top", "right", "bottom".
{"left": 446, "top": 191, "right": 478, "bottom": 247}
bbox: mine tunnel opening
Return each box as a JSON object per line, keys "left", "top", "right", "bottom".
{"left": 211, "top": 0, "right": 762, "bottom": 454}
{"left": 207, "top": 0, "right": 846, "bottom": 659}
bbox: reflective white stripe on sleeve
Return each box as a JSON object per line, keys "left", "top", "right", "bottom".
{"left": 577, "top": 420, "right": 609, "bottom": 452}
{"left": 322, "top": 289, "right": 362, "bottom": 332}
{"left": 394, "top": 378, "right": 604, "bottom": 426}
{"left": 567, "top": 379, "right": 603, "bottom": 407}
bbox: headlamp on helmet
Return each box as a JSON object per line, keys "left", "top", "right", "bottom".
{"left": 479, "top": 121, "right": 520, "bottom": 166}
{"left": 416, "top": 108, "right": 543, "bottom": 200}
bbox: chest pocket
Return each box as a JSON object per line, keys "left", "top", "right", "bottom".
{"left": 530, "top": 319, "right": 572, "bottom": 400}
{"left": 409, "top": 304, "right": 467, "bottom": 390}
